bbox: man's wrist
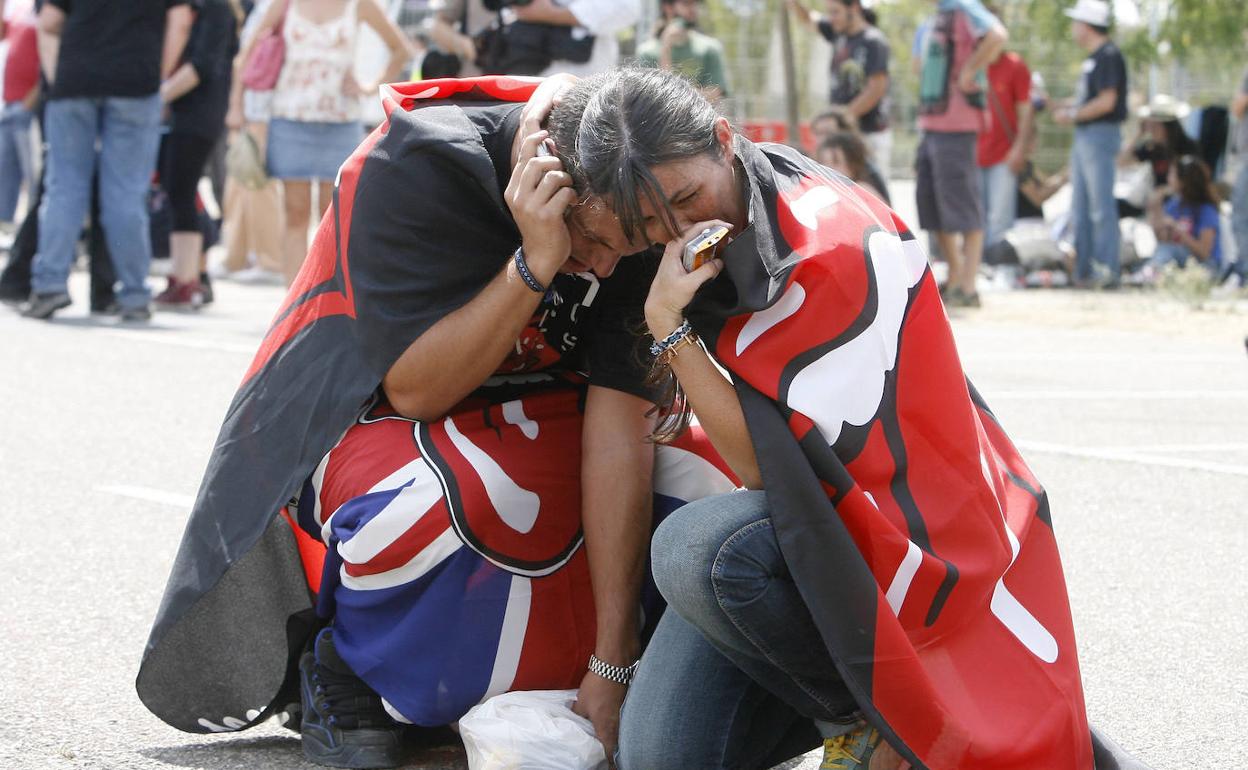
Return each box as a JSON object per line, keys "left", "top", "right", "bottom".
{"left": 518, "top": 242, "right": 563, "bottom": 285}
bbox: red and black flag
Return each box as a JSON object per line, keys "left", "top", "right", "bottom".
{"left": 684, "top": 138, "right": 1102, "bottom": 769}
{"left": 135, "top": 78, "right": 547, "bottom": 733}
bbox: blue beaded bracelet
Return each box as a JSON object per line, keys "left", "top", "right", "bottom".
{"left": 513, "top": 246, "right": 546, "bottom": 294}
{"left": 649, "top": 319, "right": 693, "bottom": 358}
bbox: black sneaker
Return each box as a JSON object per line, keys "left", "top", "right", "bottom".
{"left": 0, "top": 285, "right": 26, "bottom": 307}
{"left": 199, "top": 272, "right": 214, "bottom": 305}
{"left": 20, "top": 291, "right": 71, "bottom": 319}
{"left": 120, "top": 304, "right": 152, "bottom": 322}
{"left": 299, "top": 628, "right": 404, "bottom": 769}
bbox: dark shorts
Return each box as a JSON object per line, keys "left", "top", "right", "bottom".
{"left": 915, "top": 131, "right": 983, "bottom": 234}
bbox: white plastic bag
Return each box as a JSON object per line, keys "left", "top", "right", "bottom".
{"left": 459, "top": 689, "right": 608, "bottom": 770}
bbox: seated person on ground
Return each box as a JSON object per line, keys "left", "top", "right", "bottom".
{"left": 815, "top": 130, "right": 891, "bottom": 204}
{"left": 1149, "top": 154, "right": 1222, "bottom": 277}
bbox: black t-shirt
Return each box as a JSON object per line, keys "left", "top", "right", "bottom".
{"left": 1075, "top": 41, "right": 1127, "bottom": 125}
{"left": 170, "top": 0, "right": 239, "bottom": 139}
{"left": 351, "top": 101, "right": 659, "bottom": 404}
{"left": 817, "top": 22, "right": 890, "bottom": 134}
{"left": 49, "top": 0, "right": 189, "bottom": 100}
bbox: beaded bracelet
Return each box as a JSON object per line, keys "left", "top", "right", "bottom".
{"left": 512, "top": 246, "right": 546, "bottom": 294}
{"left": 649, "top": 320, "right": 692, "bottom": 358}
{"left": 650, "top": 319, "right": 701, "bottom": 367}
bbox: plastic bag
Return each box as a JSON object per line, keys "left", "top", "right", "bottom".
{"left": 459, "top": 690, "right": 608, "bottom": 770}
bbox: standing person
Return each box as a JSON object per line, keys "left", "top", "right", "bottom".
{"left": 0, "top": 0, "right": 39, "bottom": 231}
{"left": 636, "top": 0, "right": 729, "bottom": 101}
{"left": 218, "top": 0, "right": 284, "bottom": 281}
{"left": 228, "top": 0, "right": 413, "bottom": 286}
{"left": 977, "top": 40, "right": 1033, "bottom": 251}
{"left": 786, "top": 0, "right": 891, "bottom": 168}
{"left": 155, "top": 0, "right": 242, "bottom": 308}
{"left": 428, "top": 0, "right": 492, "bottom": 78}
{"left": 1232, "top": 57, "right": 1248, "bottom": 283}
{"left": 1053, "top": 0, "right": 1127, "bottom": 288}
{"left": 19, "top": 0, "right": 193, "bottom": 321}
{"left": 913, "top": 0, "right": 1006, "bottom": 308}
{"left": 510, "top": 0, "right": 640, "bottom": 78}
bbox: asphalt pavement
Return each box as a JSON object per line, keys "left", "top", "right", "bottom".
{"left": 1, "top": 265, "right": 1245, "bottom": 770}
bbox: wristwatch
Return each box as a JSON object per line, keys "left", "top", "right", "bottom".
{"left": 587, "top": 654, "right": 640, "bottom": 686}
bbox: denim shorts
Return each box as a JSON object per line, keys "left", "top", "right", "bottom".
{"left": 915, "top": 130, "right": 983, "bottom": 234}
{"left": 266, "top": 118, "right": 362, "bottom": 181}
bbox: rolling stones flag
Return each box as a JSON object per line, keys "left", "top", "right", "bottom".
{"left": 684, "top": 138, "right": 1095, "bottom": 770}
{"left": 135, "top": 77, "right": 553, "bottom": 733}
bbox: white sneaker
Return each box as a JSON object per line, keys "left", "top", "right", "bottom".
{"left": 227, "top": 266, "right": 284, "bottom": 285}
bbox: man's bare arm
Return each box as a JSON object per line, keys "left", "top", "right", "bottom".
{"left": 572, "top": 385, "right": 657, "bottom": 757}
{"left": 162, "top": 5, "right": 194, "bottom": 79}
{"left": 847, "top": 72, "right": 889, "bottom": 119}
{"left": 958, "top": 24, "right": 1006, "bottom": 93}
{"left": 37, "top": 4, "right": 64, "bottom": 84}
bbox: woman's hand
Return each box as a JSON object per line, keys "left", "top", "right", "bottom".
{"left": 572, "top": 671, "right": 627, "bottom": 765}
{"left": 505, "top": 130, "right": 577, "bottom": 282}
{"left": 644, "top": 220, "right": 731, "bottom": 338}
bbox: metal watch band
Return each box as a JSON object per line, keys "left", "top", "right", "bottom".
{"left": 587, "top": 654, "right": 640, "bottom": 685}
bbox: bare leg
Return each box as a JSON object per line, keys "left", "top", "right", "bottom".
{"left": 936, "top": 231, "right": 962, "bottom": 293}
{"left": 960, "top": 229, "right": 984, "bottom": 296}
{"left": 281, "top": 178, "right": 312, "bottom": 286}
{"left": 169, "top": 231, "right": 203, "bottom": 284}
{"left": 316, "top": 180, "right": 333, "bottom": 221}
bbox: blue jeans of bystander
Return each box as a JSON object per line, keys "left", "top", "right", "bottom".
{"left": 1230, "top": 160, "right": 1248, "bottom": 279}
{"left": 979, "top": 161, "right": 1018, "bottom": 249}
{"left": 617, "top": 491, "right": 856, "bottom": 770}
{"left": 31, "top": 95, "right": 162, "bottom": 308}
{"left": 1070, "top": 122, "right": 1121, "bottom": 283}
{"left": 0, "top": 101, "right": 35, "bottom": 223}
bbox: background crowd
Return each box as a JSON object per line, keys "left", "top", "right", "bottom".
{"left": 0, "top": 0, "right": 1245, "bottom": 323}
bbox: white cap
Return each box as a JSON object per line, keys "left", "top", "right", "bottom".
{"left": 1065, "top": 0, "right": 1112, "bottom": 27}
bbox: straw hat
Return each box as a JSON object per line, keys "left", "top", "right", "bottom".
{"left": 1138, "top": 94, "right": 1192, "bottom": 122}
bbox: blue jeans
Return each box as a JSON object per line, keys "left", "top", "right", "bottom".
{"left": 1152, "top": 241, "right": 1220, "bottom": 277}
{"left": 1070, "top": 122, "right": 1122, "bottom": 283}
{"left": 617, "top": 491, "right": 856, "bottom": 770}
{"left": 31, "top": 95, "right": 162, "bottom": 307}
{"left": 0, "top": 101, "right": 34, "bottom": 223}
{"left": 1231, "top": 161, "right": 1248, "bottom": 279}
{"left": 979, "top": 161, "right": 1018, "bottom": 248}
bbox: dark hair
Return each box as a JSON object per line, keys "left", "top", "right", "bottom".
{"left": 557, "top": 68, "right": 726, "bottom": 441}
{"left": 810, "top": 106, "right": 859, "bottom": 135}
{"left": 1173, "top": 155, "right": 1218, "bottom": 206}
{"left": 556, "top": 68, "right": 722, "bottom": 243}
{"left": 1088, "top": 23, "right": 1109, "bottom": 35}
{"left": 817, "top": 131, "right": 870, "bottom": 181}
{"left": 1155, "top": 117, "right": 1188, "bottom": 154}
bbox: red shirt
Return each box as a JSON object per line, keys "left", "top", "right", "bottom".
{"left": 977, "top": 52, "right": 1031, "bottom": 168}
{"left": 4, "top": 15, "right": 40, "bottom": 105}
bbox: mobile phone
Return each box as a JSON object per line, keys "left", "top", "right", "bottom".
{"left": 536, "top": 139, "right": 554, "bottom": 157}
{"left": 682, "top": 225, "right": 729, "bottom": 272}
